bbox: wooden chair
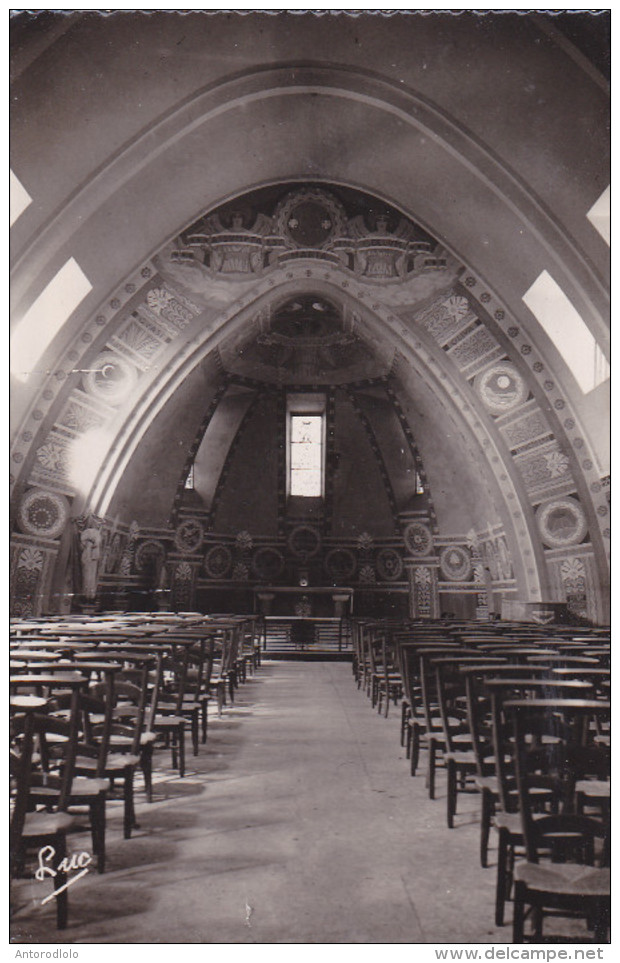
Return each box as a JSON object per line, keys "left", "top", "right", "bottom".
{"left": 400, "top": 641, "right": 460, "bottom": 776}
{"left": 10, "top": 695, "right": 79, "bottom": 929}
{"left": 418, "top": 648, "right": 491, "bottom": 799}
{"left": 508, "top": 699, "right": 610, "bottom": 943}
{"left": 373, "top": 632, "right": 403, "bottom": 717}
{"left": 28, "top": 664, "right": 120, "bottom": 871}
{"left": 434, "top": 655, "right": 506, "bottom": 828}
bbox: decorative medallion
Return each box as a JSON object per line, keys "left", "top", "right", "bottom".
{"left": 252, "top": 547, "right": 285, "bottom": 581}
{"left": 439, "top": 545, "right": 472, "bottom": 582}
{"left": 403, "top": 521, "right": 433, "bottom": 557}
{"left": 376, "top": 548, "right": 404, "bottom": 581}
{"left": 288, "top": 524, "right": 322, "bottom": 559}
{"left": 413, "top": 566, "right": 432, "bottom": 585}
{"left": 273, "top": 187, "right": 347, "bottom": 249}
{"left": 204, "top": 544, "right": 233, "bottom": 579}
{"left": 441, "top": 295, "right": 470, "bottom": 322}
{"left": 359, "top": 564, "right": 376, "bottom": 583}
{"left": 84, "top": 351, "right": 138, "bottom": 405}
{"left": 535, "top": 497, "right": 588, "bottom": 549}
{"left": 560, "top": 556, "right": 586, "bottom": 581}
{"left": 474, "top": 362, "right": 528, "bottom": 415}
{"left": 325, "top": 548, "right": 357, "bottom": 581}
{"left": 17, "top": 547, "right": 45, "bottom": 572}
{"left": 174, "top": 561, "right": 193, "bottom": 581}
{"left": 174, "top": 517, "right": 204, "bottom": 554}
{"left": 135, "top": 539, "right": 166, "bottom": 573}
{"left": 235, "top": 530, "right": 254, "bottom": 553}
{"left": 17, "top": 488, "right": 70, "bottom": 540}
{"left": 356, "top": 532, "right": 375, "bottom": 554}
{"left": 232, "top": 561, "right": 249, "bottom": 581}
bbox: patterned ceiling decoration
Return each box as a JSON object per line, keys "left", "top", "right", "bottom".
{"left": 17, "top": 488, "right": 70, "bottom": 540}
{"left": 439, "top": 545, "right": 472, "bottom": 582}
{"left": 403, "top": 521, "right": 434, "bottom": 557}
{"left": 174, "top": 517, "right": 204, "bottom": 554}
{"left": 203, "top": 543, "right": 233, "bottom": 579}
{"left": 174, "top": 185, "right": 446, "bottom": 282}
{"left": 376, "top": 547, "right": 404, "bottom": 581}
{"left": 8, "top": 182, "right": 609, "bottom": 620}
{"left": 474, "top": 361, "right": 529, "bottom": 415}
{"left": 84, "top": 351, "right": 139, "bottom": 405}
{"left": 535, "top": 497, "right": 588, "bottom": 549}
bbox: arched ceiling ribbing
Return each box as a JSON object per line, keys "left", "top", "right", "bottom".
{"left": 10, "top": 11, "right": 609, "bottom": 621}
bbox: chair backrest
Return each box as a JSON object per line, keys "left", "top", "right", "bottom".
{"left": 12, "top": 690, "right": 81, "bottom": 828}
{"left": 509, "top": 699, "right": 611, "bottom": 865}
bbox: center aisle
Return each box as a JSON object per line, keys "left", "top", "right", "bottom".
{"left": 14, "top": 661, "right": 506, "bottom": 944}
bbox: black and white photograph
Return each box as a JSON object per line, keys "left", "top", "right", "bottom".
{"left": 9, "top": 6, "right": 611, "bottom": 948}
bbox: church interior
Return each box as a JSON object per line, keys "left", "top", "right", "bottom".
{"left": 10, "top": 9, "right": 610, "bottom": 946}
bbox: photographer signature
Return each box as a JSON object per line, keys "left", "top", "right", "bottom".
{"left": 35, "top": 846, "right": 92, "bottom": 905}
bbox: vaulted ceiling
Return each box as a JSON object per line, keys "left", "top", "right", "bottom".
{"left": 10, "top": 11, "right": 610, "bottom": 620}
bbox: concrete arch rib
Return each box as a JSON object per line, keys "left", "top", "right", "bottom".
{"left": 89, "top": 263, "right": 547, "bottom": 605}
{"left": 11, "top": 64, "right": 608, "bottom": 356}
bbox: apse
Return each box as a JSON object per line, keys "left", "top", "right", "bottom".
{"left": 11, "top": 180, "right": 609, "bottom": 624}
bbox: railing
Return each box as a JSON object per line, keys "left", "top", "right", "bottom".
{"left": 263, "top": 617, "right": 352, "bottom": 653}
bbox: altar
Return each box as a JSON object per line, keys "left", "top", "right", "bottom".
{"left": 254, "top": 586, "right": 353, "bottom": 618}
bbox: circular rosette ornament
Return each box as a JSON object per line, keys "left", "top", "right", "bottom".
{"left": 536, "top": 498, "right": 588, "bottom": 549}
{"left": 252, "top": 547, "right": 285, "bottom": 581}
{"left": 376, "top": 548, "right": 404, "bottom": 581}
{"left": 84, "top": 350, "right": 138, "bottom": 405}
{"left": 403, "top": 521, "right": 433, "bottom": 557}
{"left": 204, "top": 544, "right": 233, "bottom": 579}
{"left": 17, "top": 488, "right": 70, "bottom": 540}
{"left": 325, "top": 548, "right": 357, "bottom": 581}
{"left": 439, "top": 546, "right": 472, "bottom": 582}
{"left": 288, "top": 525, "right": 322, "bottom": 559}
{"left": 174, "top": 518, "right": 204, "bottom": 554}
{"left": 474, "top": 362, "right": 528, "bottom": 416}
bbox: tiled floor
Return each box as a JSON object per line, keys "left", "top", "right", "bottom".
{"left": 10, "top": 661, "right": 596, "bottom": 944}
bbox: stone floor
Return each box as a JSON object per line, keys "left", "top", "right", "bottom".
{"left": 10, "top": 661, "right": 595, "bottom": 944}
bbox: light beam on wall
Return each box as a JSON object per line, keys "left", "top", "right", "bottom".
{"left": 10, "top": 169, "right": 32, "bottom": 227}
{"left": 68, "top": 427, "right": 115, "bottom": 500}
{"left": 522, "top": 270, "right": 609, "bottom": 395}
{"left": 586, "top": 185, "right": 610, "bottom": 245}
{"left": 10, "top": 258, "right": 92, "bottom": 382}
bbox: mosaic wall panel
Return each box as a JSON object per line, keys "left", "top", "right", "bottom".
{"left": 545, "top": 548, "right": 601, "bottom": 624}
{"left": 171, "top": 559, "right": 198, "bottom": 610}
{"left": 10, "top": 537, "right": 56, "bottom": 617}
{"left": 30, "top": 431, "right": 73, "bottom": 488}
{"left": 407, "top": 564, "right": 440, "bottom": 618}
{"left": 55, "top": 392, "right": 108, "bottom": 436}
{"left": 446, "top": 323, "right": 501, "bottom": 372}
{"left": 497, "top": 405, "right": 552, "bottom": 452}
{"left": 416, "top": 294, "right": 476, "bottom": 345}
{"left": 513, "top": 441, "right": 573, "bottom": 499}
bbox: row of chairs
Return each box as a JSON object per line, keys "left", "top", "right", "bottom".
{"left": 10, "top": 610, "right": 263, "bottom": 930}
{"left": 351, "top": 617, "right": 611, "bottom": 943}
